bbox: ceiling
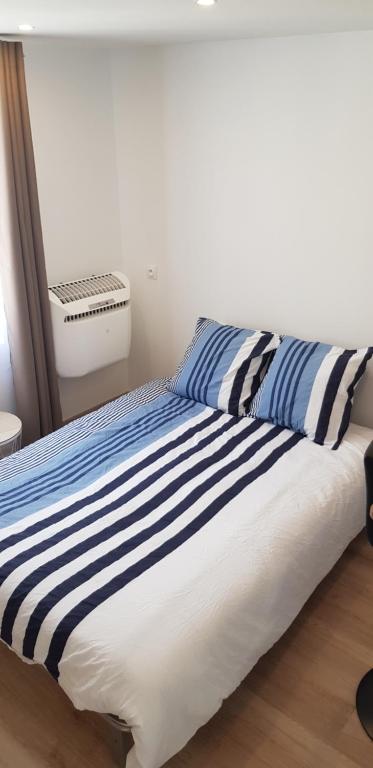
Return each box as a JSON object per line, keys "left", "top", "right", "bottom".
{"left": 1, "top": 0, "right": 373, "bottom": 43}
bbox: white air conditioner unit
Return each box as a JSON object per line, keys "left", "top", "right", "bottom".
{"left": 48, "top": 271, "right": 131, "bottom": 378}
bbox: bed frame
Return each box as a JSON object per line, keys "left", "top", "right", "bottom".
{"left": 354, "top": 440, "right": 373, "bottom": 740}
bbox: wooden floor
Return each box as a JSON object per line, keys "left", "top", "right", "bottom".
{"left": 0, "top": 534, "right": 372, "bottom": 768}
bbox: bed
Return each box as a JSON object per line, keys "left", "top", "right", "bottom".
{"left": 0, "top": 377, "right": 371, "bottom": 768}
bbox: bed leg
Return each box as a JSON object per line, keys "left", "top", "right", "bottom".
{"left": 111, "top": 727, "right": 129, "bottom": 766}
{"left": 102, "top": 714, "right": 132, "bottom": 766}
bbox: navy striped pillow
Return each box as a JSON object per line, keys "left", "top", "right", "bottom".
{"left": 168, "top": 318, "right": 280, "bottom": 417}
{"left": 256, "top": 335, "right": 373, "bottom": 448}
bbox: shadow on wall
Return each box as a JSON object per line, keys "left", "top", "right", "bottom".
{"left": 127, "top": 293, "right": 175, "bottom": 392}
{"left": 59, "top": 359, "right": 129, "bottom": 422}
{"left": 353, "top": 362, "right": 373, "bottom": 429}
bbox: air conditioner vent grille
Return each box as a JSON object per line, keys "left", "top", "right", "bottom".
{"left": 64, "top": 300, "right": 127, "bottom": 323}
{"left": 49, "top": 273, "right": 126, "bottom": 304}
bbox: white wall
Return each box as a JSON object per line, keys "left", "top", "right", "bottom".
{"left": 160, "top": 31, "right": 373, "bottom": 426}
{"left": 23, "top": 32, "right": 373, "bottom": 426}
{"left": 163, "top": 32, "right": 373, "bottom": 345}
{"left": 110, "top": 47, "right": 171, "bottom": 389}
{"left": 25, "top": 43, "right": 122, "bottom": 283}
{"left": 24, "top": 42, "right": 128, "bottom": 419}
{"left": 0, "top": 284, "right": 16, "bottom": 413}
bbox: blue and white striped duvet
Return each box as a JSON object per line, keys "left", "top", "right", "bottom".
{"left": 0, "top": 379, "right": 371, "bottom": 768}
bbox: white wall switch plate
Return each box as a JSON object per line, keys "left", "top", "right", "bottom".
{"left": 146, "top": 264, "right": 158, "bottom": 280}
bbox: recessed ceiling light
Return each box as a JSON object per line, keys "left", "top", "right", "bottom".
{"left": 196, "top": 0, "right": 216, "bottom": 6}
{"left": 18, "top": 24, "right": 35, "bottom": 32}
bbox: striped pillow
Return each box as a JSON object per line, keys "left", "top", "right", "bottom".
{"left": 168, "top": 317, "right": 280, "bottom": 417}
{"left": 256, "top": 335, "right": 373, "bottom": 448}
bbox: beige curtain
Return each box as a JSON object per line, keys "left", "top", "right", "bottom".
{"left": 0, "top": 41, "right": 61, "bottom": 444}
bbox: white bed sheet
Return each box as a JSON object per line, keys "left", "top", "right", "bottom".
{"left": 52, "top": 420, "right": 372, "bottom": 768}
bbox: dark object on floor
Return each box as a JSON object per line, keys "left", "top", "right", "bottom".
{"left": 356, "top": 440, "right": 373, "bottom": 739}
{"left": 357, "top": 670, "right": 373, "bottom": 740}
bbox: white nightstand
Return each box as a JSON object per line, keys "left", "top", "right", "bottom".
{"left": 0, "top": 412, "right": 22, "bottom": 459}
